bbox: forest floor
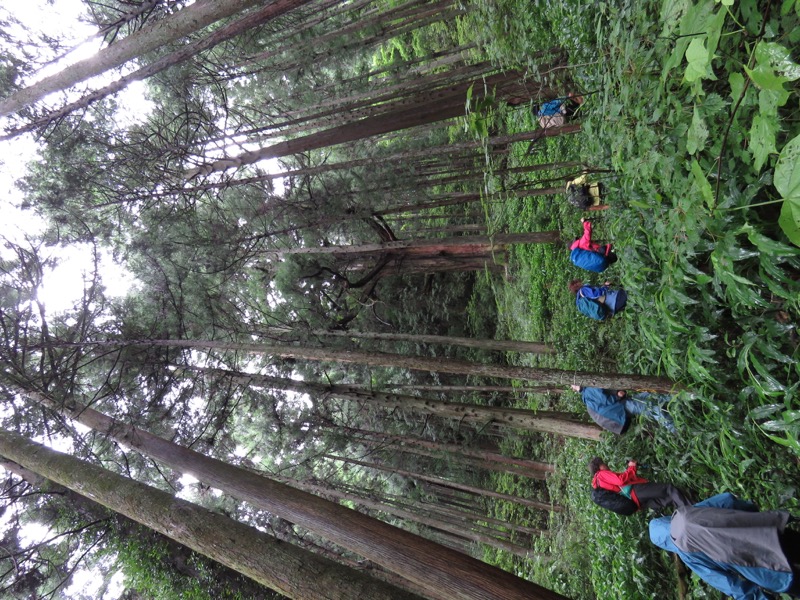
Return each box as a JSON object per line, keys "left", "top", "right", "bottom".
{"left": 457, "top": 0, "right": 800, "bottom": 598}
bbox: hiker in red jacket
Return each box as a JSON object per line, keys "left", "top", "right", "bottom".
{"left": 570, "top": 218, "right": 615, "bottom": 257}
{"left": 589, "top": 458, "right": 692, "bottom": 512}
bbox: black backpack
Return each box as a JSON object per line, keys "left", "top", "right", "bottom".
{"left": 566, "top": 183, "right": 593, "bottom": 209}
{"left": 566, "top": 181, "right": 606, "bottom": 209}
{"left": 590, "top": 488, "right": 638, "bottom": 516}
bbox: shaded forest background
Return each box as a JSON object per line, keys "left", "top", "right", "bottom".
{"left": 0, "top": 0, "right": 798, "bottom": 599}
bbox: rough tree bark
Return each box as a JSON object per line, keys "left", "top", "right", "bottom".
{"left": 21, "top": 388, "right": 569, "bottom": 600}
{"left": 189, "top": 369, "right": 602, "bottom": 439}
{"left": 0, "top": 430, "right": 423, "bottom": 600}
{"left": 47, "top": 337, "right": 678, "bottom": 391}
{"left": 1, "top": 0, "right": 314, "bottom": 139}
{"left": 256, "top": 326, "right": 556, "bottom": 355}
{"left": 323, "top": 454, "right": 559, "bottom": 512}
{"left": 0, "top": 0, "right": 266, "bottom": 117}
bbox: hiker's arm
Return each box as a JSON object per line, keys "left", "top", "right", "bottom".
{"left": 616, "top": 464, "right": 639, "bottom": 484}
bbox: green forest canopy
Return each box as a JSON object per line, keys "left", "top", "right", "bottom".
{"left": 0, "top": 0, "right": 797, "bottom": 599}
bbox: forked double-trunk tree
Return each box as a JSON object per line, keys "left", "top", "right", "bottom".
{"left": 0, "top": 430, "right": 422, "bottom": 600}
{"left": 20, "top": 388, "right": 569, "bottom": 600}
{"left": 0, "top": 0, "right": 267, "bottom": 117}
{"left": 1, "top": 0, "right": 315, "bottom": 140}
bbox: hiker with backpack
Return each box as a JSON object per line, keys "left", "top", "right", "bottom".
{"left": 535, "top": 93, "right": 583, "bottom": 129}
{"left": 570, "top": 385, "right": 678, "bottom": 434}
{"left": 569, "top": 218, "right": 617, "bottom": 273}
{"left": 568, "top": 279, "right": 627, "bottom": 321}
{"left": 589, "top": 457, "right": 692, "bottom": 516}
{"left": 649, "top": 493, "right": 800, "bottom": 599}
{"left": 565, "top": 175, "right": 609, "bottom": 211}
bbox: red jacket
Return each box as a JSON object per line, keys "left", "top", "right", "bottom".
{"left": 570, "top": 221, "right": 610, "bottom": 254}
{"left": 592, "top": 465, "right": 648, "bottom": 507}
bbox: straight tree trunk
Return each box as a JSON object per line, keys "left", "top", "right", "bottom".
{"left": 0, "top": 0, "right": 266, "bottom": 117}
{"left": 276, "top": 474, "right": 535, "bottom": 559}
{"left": 257, "top": 326, "right": 556, "bottom": 355}
{"left": 0, "top": 430, "right": 423, "bottom": 600}
{"left": 322, "top": 455, "right": 559, "bottom": 513}
{"left": 339, "top": 427, "right": 555, "bottom": 476}
{"left": 185, "top": 71, "right": 558, "bottom": 178}
{"left": 189, "top": 369, "right": 601, "bottom": 439}
{"left": 409, "top": 499, "right": 547, "bottom": 538}
{"left": 265, "top": 232, "right": 561, "bottom": 256}
{"left": 59, "top": 337, "right": 678, "bottom": 391}
{"left": 145, "top": 129, "right": 574, "bottom": 204}
{"left": 356, "top": 438, "right": 550, "bottom": 480}
{"left": 381, "top": 384, "right": 564, "bottom": 394}
{"left": 21, "top": 389, "right": 569, "bottom": 600}
{"left": 239, "top": 0, "right": 446, "bottom": 67}
{"left": 1, "top": 0, "right": 314, "bottom": 139}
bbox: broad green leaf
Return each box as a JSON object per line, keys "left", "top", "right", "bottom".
{"left": 663, "top": 38, "right": 691, "bottom": 82}
{"left": 778, "top": 199, "right": 800, "bottom": 246}
{"left": 759, "top": 88, "right": 790, "bottom": 118}
{"left": 680, "top": 0, "right": 714, "bottom": 35}
{"left": 690, "top": 159, "right": 715, "bottom": 209}
{"left": 774, "top": 134, "right": 800, "bottom": 199}
{"left": 740, "top": 0, "right": 764, "bottom": 33}
{"left": 741, "top": 223, "right": 800, "bottom": 256}
{"left": 685, "top": 38, "right": 712, "bottom": 82}
{"left": 661, "top": 0, "right": 689, "bottom": 37}
{"left": 748, "top": 404, "right": 783, "bottom": 419}
{"left": 748, "top": 113, "right": 778, "bottom": 172}
{"left": 715, "top": 0, "right": 734, "bottom": 5}
{"left": 755, "top": 42, "right": 800, "bottom": 80}
{"left": 736, "top": 331, "right": 759, "bottom": 374}
{"left": 764, "top": 433, "right": 800, "bottom": 454}
{"left": 783, "top": 411, "right": 800, "bottom": 423}
{"left": 745, "top": 64, "right": 789, "bottom": 91}
{"left": 750, "top": 354, "right": 786, "bottom": 392}
{"left": 706, "top": 9, "right": 726, "bottom": 59}
{"left": 728, "top": 72, "right": 745, "bottom": 100}
{"left": 687, "top": 106, "right": 709, "bottom": 154}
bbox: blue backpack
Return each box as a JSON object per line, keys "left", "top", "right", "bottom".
{"left": 576, "top": 296, "right": 608, "bottom": 321}
{"left": 570, "top": 248, "right": 609, "bottom": 273}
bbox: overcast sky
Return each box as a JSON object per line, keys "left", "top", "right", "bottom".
{"left": 0, "top": 0, "right": 143, "bottom": 315}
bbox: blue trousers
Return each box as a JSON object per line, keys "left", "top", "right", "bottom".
{"left": 624, "top": 393, "right": 677, "bottom": 433}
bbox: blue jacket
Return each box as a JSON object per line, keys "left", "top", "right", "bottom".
{"left": 649, "top": 493, "right": 795, "bottom": 600}
{"left": 580, "top": 387, "right": 628, "bottom": 434}
{"left": 537, "top": 99, "right": 564, "bottom": 116}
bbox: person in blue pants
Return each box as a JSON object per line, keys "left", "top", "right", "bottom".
{"left": 570, "top": 385, "right": 677, "bottom": 434}
{"left": 649, "top": 493, "right": 799, "bottom": 599}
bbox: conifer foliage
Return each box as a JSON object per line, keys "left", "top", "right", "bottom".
{"left": 0, "top": 0, "right": 609, "bottom": 598}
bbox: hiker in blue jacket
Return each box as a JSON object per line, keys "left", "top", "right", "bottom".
{"left": 568, "top": 279, "right": 627, "bottom": 320}
{"left": 569, "top": 385, "right": 677, "bottom": 434}
{"left": 649, "top": 493, "right": 800, "bottom": 599}
{"left": 535, "top": 94, "right": 583, "bottom": 128}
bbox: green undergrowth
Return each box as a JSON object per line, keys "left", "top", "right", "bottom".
{"left": 464, "top": 0, "right": 800, "bottom": 598}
